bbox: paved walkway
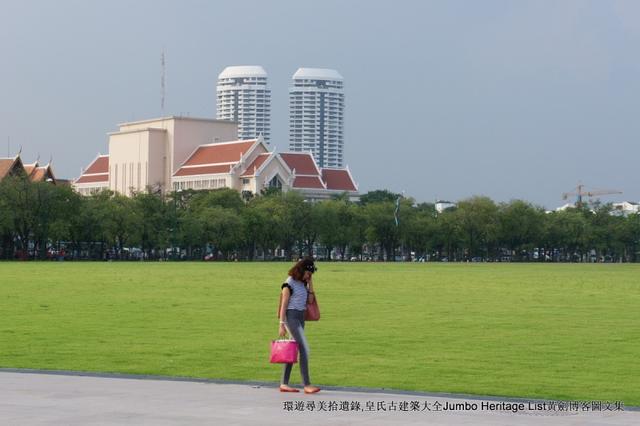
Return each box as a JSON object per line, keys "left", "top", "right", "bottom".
{"left": 0, "top": 370, "right": 637, "bottom": 425}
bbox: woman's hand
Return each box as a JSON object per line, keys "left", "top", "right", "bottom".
{"left": 279, "top": 323, "right": 287, "bottom": 337}
{"left": 306, "top": 275, "right": 314, "bottom": 293}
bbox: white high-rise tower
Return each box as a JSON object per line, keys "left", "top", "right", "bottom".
{"left": 289, "top": 68, "right": 344, "bottom": 168}
{"left": 217, "top": 66, "right": 271, "bottom": 143}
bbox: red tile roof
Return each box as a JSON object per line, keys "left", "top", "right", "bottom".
{"left": 31, "top": 168, "right": 48, "bottom": 182}
{"left": 75, "top": 155, "right": 109, "bottom": 185}
{"left": 173, "top": 164, "right": 232, "bottom": 177}
{"left": 75, "top": 174, "right": 109, "bottom": 184}
{"left": 184, "top": 140, "right": 256, "bottom": 166}
{"left": 0, "top": 158, "right": 21, "bottom": 179}
{"left": 84, "top": 156, "right": 109, "bottom": 174}
{"left": 293, "top": 176, "right": 326, "bottom": 189}
{"left": 279, "top": 153, "right": 320, "bottom": 176}
{"left": 24, "top": 164, "right": 37, "bottom": 176}
{"left": 321, "top": 169, "right": 357, "bottom": 191}
{"left": 240, "top": 153, "right": 271, "bottom": 176}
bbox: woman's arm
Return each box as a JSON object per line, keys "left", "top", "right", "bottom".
{"left": 278, "top": 287, "right": 290, "bottom": 336}
{"left": 306, "top": 276, "right": 315, "bottom": 303}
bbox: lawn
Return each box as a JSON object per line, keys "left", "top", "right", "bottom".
{"left": 0, "top": 262, "right": 638, "bottom": 405}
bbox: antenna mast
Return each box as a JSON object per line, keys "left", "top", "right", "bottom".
{"left": 161, "top": 50, "right": 166, "bottom": 115}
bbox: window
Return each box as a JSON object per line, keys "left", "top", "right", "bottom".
{"left": 269, "top": 175, "right": 282, "bottom": 189}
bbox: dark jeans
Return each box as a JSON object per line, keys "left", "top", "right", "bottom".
{"left": 281, "top": 309, "right": 311, "bottom": 386}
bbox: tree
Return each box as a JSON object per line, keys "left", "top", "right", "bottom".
{"left": 497, "top": 200, "right": 545, "bottom": 261}
{"left": 316, "top": 199, "right": 356, "bottom": 260}
{"left": 47, "top": 184, "right": 82, "bottom": 256}
{"left": 433, "top": 209, "right": 460, "bottom": 260}
{"left": 132, "top": 191, "right": 169, "bottom": 259}
{"left": 278, "top": 191, "right": 307, "bottom": 259}
{"left": 102, "top": 193, "right": 141, "bottom": 259}
{"left": 402, "top": 207, "right": 436, "bottom": 260}
{"left": 363, "top": 201, "right": 399, "bottom": 261}
{"left": 65, "top": 191, "right": 104, "bottom": 259}
{"left": 0, "top": 180, "right": 17, "bottom": 259}
{"left": 359, "top": 189, "right": 401, "bottom": 205}
{"left": 395, "top": 197, "right": 417, "bottom": 260}
{"left": 178, "top": 207, "right": 206, "bottom": 259}
{"left": 246, "top": 195, "right": 286, "bottom": 260}
{"left": 618, "top": 214, "right": 640, "bottom": 262}
{"left": 543, "top": 209, "right": 590, "bottom": 262}
{"left": 0, "top": 175, "right": 38, "bottom": 258}
{"left": 198, "top": 206, "right": 243, "bottom": 259}
{"left": 455, "top": 196, "right": 499, "bottom": 260}
{"left": 348, "top": 203, "right": 368, "bottom": 260}
{"left": 190, "top": 187, "right": 244, "bottom": 212}
{"left": 316, "top": 200, "right": 340, "bottom": 259}
{"left": 296, "top": 199, "right": 320, "bottom": 257}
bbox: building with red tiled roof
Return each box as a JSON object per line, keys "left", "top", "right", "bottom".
{"left": 184, "top": 140, "right": 256, "bottom": 166}
{"left": 279, "top": 151, "right": 358, "bottom": 200}
{"left": 174, "top": 143, "right": 358, "bottom": 200}
{"left": 279, "top": 153, "right": 322, "bottom": 176}
{"left": 278, "top": 152, "right": 326, "bottom": 192}
{"left": 23, "top": 161, "right": 56, "bottom": 183}
{"left": 23, "top": 163, "right": 37, "bottom": 176}
{"left": 74, "top": 154, "right": 109, "bottom": 195}
{"left": 172, "top": 137, "right": 296, "bottom": 196}
{"left": 240, "top": 153, "right": 271, "bottom": 177}
{"left": 0, "top": 156, "right": 24, "bottom": 180}
{"left": 73, "top": 115, "right": 359, "bottom": 201}
{"left": 0, "top": 156, "right": 58, "bottom": 185}
{"left": 73, "top": 116, "right": 238, "bottom": 196}
{"left": 321, "top": 168, "right": 357, "bottom": 192}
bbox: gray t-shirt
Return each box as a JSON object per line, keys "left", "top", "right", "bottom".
{"left": 282, "top": 276, "right": 308, "bottom": 311}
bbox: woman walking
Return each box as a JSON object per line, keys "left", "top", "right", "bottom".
{"left": 278, "top": 257, "right": 321, "bottom": 394}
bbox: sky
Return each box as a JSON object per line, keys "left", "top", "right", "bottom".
{"left": 1, "top": 0, "right": 639, "bottom": 209}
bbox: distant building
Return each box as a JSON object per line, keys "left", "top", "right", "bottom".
{"left": 546, "top": 201, "right": 640, "bottom": 216}
{"left": 278, "top": 152, "right": 358, "bottom": 201}
{"left": 435, "top": 200, "right": 456, "bottom": 213}
{"left": 75, "top": 116, "right": 237, "bottom": 196}
{"left": 0, "top": 155, "right": 56, "bottom": 183}
{"left": 74, "top": 154, "right": 109, "bottom": 195}
{"left": 173, "top": 139, "right": 358, "bottom": 201}
{"left": 217, "top": 66, "right": 271, "bottom": 143}
{"left": 23, "top": 161, "right": 56, "bottom": 183}
{"left": 0, "top": 156, "right": 25, "bottom": 180}
{"left": 553, "top": 203, "right": 575, "bottom": 212}
{"left": 289, "top": 68, "right": 344, "bottom": 168}
{"left": 74, "top": 115, "right": 359, "bottom": 201}
{"left": 612, "top": 201, "right": 640, "bottom": 216}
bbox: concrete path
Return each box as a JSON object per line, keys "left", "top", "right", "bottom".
{"left": 0, "top": 370, "right": 637, "bottom": 425}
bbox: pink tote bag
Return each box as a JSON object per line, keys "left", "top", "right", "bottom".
{"left": 270, "top": 339, "right": 299, "bottom": 364}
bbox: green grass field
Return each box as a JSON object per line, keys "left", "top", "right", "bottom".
{"left": 0, "top": 262, "right": 638, "bottom": 405}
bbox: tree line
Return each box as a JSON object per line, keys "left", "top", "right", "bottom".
{"left": 1, "top": 175, "right": 639, "bottom": 262}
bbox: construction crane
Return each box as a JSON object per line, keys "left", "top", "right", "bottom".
{"left": 562, "top": 183, "right": 622, "bottom": 207}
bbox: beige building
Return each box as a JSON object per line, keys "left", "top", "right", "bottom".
{"left": 75, "top": 116, "right": 237, "bottom": 196}
{"left": 74, "top": 115, "right": 358, "bottom": 200}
